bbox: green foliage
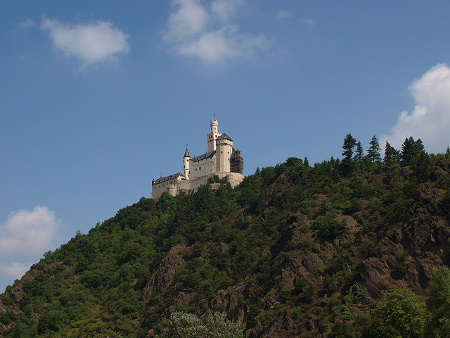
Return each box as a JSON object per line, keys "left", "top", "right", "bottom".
{"left": 367, "top": 135, "right": 381, "bottom": 163}
{"left": 384, "top": 140, "right": 401, "bottom": 165}
{"left": 342, "top": 133, "right": 357, "bottom": 161}
{"left": 401, "top": 137, "right": 425, "bottom": 166}
{"left": 425, "top": 266, "right": 450, "bottom": 337}
{"left": 313, "top": 214, "right": 347, "bottom": 238}
{"left": 342, "top": 133, "right": 357, "bottom": 175}
{"left": 371, "top": 288, "right": 426, "bottom": 338}
{"left": 1, "top": 137, "right": 448, "bottom": 337}
{"left": 156, "top": 311, "right": 243, "bottom": 338}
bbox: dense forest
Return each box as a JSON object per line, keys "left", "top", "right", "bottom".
{"left": 0, "top": 135, "right": 449, "bottom": 337}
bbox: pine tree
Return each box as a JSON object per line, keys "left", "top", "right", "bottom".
{"left": 341, "top": 134, "right": 357, "bottom": 176}
{"left": 401, "top": 137, "right": 424, "bottom": 166}
{"left": 367, "top": 135, "right": 381, "bottom": 163}
{"left": 355, "top": 141, "right": 364, "bottom": 163}
{"left": 384, "top": 141, "right": 401, "bottom": 165}
{"left": 342, "top": 134, "right": 357, "bottom": 161}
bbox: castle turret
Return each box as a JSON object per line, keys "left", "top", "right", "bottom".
{"left": 216, "top": 133, "right": 233, "bottom": 173}
{"left": 207, "top": 119, "right": 222, "bottom": 152}
{"left": 183, "top": 147, "right": 190, "bottom": 178}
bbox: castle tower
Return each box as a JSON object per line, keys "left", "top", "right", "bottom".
{"left": 183, "top": 147, "right": 190, "bottom": 178}
{"left": 216, "top": 133, "right": 233, "bottom": 172}
{"left": 207, "top": 119, "right": 222, "bottom": 152}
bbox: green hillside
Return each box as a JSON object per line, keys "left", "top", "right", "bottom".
{"left": 1, "top": 136, "right": 449, "bottom": 337}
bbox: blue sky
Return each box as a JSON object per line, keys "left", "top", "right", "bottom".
{"left": 1, "top": 0, "right": 450, "bottom": 292}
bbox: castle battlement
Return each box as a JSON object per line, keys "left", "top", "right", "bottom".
{"left": 152, "top": 120, "right": 244, "bottom": 200}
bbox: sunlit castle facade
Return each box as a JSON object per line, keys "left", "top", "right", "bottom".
{"left": 152, "top": 120, "right": 244, "bottom": 200}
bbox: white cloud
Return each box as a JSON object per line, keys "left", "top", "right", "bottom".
{"left": 381, "top": 64, "right": 450, "bottom": 153}
{"left": 0, "top": 262, "right": 31, "bottom": 281}
{"left": 277, "top": 10, "right": 293, "bottom": 19}
{"left": 164, "top": 0, "right": 268, "bottom": 64}
{"left": 211, "top": 0, "right": 242, "bottom": 22}
{"left": 41, "top": 17, "right": 130, "bottom": 66}
{"left": 0, "top": 206, "right": 61, "bottom": 258}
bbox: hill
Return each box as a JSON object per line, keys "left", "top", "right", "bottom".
{"left": 1, "top": 137, "right": 449, "bottom": 337}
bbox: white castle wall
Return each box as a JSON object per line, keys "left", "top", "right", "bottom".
{"left": 190, "top": 157, "right": 215, "bottom": 180}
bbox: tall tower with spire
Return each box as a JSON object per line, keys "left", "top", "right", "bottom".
{"left": 183, "top": 147, "right": 190, "bottom": 178}
{"left": 207, "top": 120, "right": 221, "bottom": 152}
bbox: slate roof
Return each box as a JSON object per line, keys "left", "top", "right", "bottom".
{"left": 191, "top": 150, "right": 216, "bottom": 163}
{"left": 217, "top": 133, "right": 233, "bottom": 141}
{"left": 153, "top": 172, "right": 184, "bottom": 185}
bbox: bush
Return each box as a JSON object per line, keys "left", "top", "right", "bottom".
{"left": 314, "top": 215, "right": 347, "bottom": 238}
{"left": 425, "top": 266, "right": 450, "bottom": 337}
{"left": 155, "top": 311, "right": 243, "bottom": 338}
{"left": 371, "top": 288, "right": 426, "bottom": 338}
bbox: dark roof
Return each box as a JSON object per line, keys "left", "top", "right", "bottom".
{"left": 184, "top": 148, "right": 190, "bottom": 157}
{"left": 191, "top": 150, "right": 216, "bottom": 163}
{"left": 217, "top": 133, "right": 233, "bottom": 142}
{"left": 153, "top": 173, "right": 183, "bottom": 185}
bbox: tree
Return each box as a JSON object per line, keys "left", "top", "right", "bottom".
{"left": 206, "top": 312, "right": 245, "bottom": 338}
{"left": 304, "top": 156, "right": 310, "bottom": 167}
{"left": 367, "top": 135, "right": 381, "bottom": 163}
{"left": 156, "top": 312, "right": 209, "bottom": 338}
{"left": 371, "top": 288, "right": 426, "bottom": 338}
{"left": 401, "top": 137, "right": 424, "bottom": 166}
{"left": 384, "top": 141, "right": 401, "bottom": 165}
{"left": 341, "top": 134, "right": 357, "bottom": 176}
{"left": 156, "top": 312, "right": 244, "bottom": 338}
{"left": 425, "top": 266, "right": 450, "bottom": 337}
{"left": 355, "top": 141, "right": 364, "bottom": 163}
{"left": 342, "top": 133, "right": 357, "bottom": 161}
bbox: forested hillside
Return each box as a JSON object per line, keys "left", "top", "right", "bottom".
{"left": 1, "top": 136, "right": 449, "bottom": 337}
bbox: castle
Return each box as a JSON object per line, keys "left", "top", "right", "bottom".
{"left": 152, "top": 120, "right": 244, "bottom": 200}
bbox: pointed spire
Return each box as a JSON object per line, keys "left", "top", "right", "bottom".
{"left": 184, "top": 147, "right": 190, "bottom": 158}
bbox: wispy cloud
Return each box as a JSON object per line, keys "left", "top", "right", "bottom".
{"left": 277, "top": 10, "right": 293, "bottom": 19}
{"left": 41, "top": 17, "right": 130, "bottom": 67}
{"left": 381, "top": 63, "right": 450, "bottom": 153}
{"left": 0, "top": 206, "right": 62, "bottom": 290}
{"left": 300, "top": 18, "right": 317, "bottom": 28}
{"left": 0, "top": 262, "right": 31, "bottom": 283}
{"left": 19, "top": 18, "right": 35, "bottom": 28}
{"left": 164, "top": 0, "right": 269, "bottom": 65}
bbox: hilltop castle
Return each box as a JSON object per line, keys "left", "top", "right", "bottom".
{"left": 152, "top": 120, "right": 244, "bottom": 200}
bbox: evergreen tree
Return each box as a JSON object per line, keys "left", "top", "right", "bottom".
{"left": 355, "top": 141, "right": 364, "bottom": 163}
{"left": 367, "top": 135, "right": 381, "bottom": 163}
{"left": 304, "top": 156, "right": 310, "bottom": 167}
{"left": 384, "top": 141, "right": 401, "bottom": 165}
{"left": 342, "top": 133, "right": 357, "bottom": 161}
{"left": 341, "top": 133, "right": 357, "bottom": 175}
{"left": 401, "top": 137, "right": 424, "bottom": 166}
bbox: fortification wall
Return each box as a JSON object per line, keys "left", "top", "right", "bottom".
{"left": 216, "top": 172, "right": 245, "bottom": 188}
{"left": 190, "top": 157, "right": 215, "bottom": 180}
{"left": 152, "top": 172, "right": 244, "bottom": 200}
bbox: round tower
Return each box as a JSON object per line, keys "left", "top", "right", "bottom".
{"left": 207, "top": 119, "right": 221, "bottom": 152}
{"left": 183, "top": 147, "right": 190, "bottom": 178}
{"left": 216, "top": 134, "right": 233, "bottom": 173}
